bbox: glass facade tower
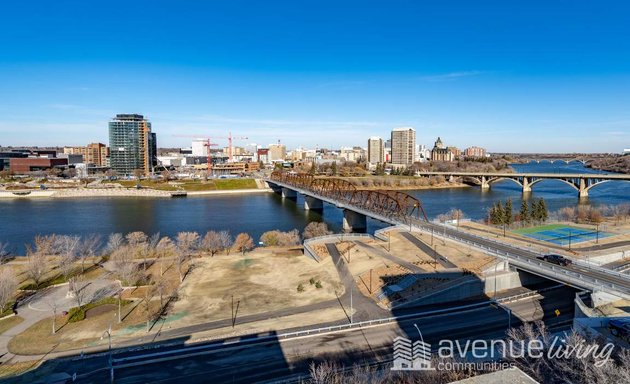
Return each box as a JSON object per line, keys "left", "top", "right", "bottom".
{"left": 108, "top": 114, "right": 157, "bottom": 176}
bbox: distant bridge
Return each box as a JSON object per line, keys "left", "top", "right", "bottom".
{"left": 418, "top": 171, "right": 630, "bottom": 198}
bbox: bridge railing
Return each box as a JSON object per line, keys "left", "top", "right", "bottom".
{"left": 416, "top": 223, "right": 630, "bottom": 298}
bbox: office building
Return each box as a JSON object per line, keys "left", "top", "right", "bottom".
{"left": 367, "top": 137, "right": 385, "bottom": 165}
{"left": 108, "top": 114, "right": 157, "bottom": 176}
{"left": 390, "top": 127, "right": 416, "bottom": 166}
{"left": 464, "top": 146, "right": 487, "bottom": 158}
{"left": 268, "top": 143, "right": 286, "bottom": 162}
{"left": 63, "top": 143, "right": 109, "bottom": 167}
{"left": 191, "top": 139, "right": 209, "bottom": 157}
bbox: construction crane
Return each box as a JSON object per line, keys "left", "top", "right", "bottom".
{"left": 173, "top": 135, "right": 218, "bottom": 176}
{"left": 221, "top": 132, "right": 249, "bottom": 162}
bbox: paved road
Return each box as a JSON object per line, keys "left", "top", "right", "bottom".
{"left": 12, "top": 287, "right": 575, "bottom": 384}
{"left": 399, "top": 232, "right": 457, "bottom": 268}
{"left": 414, "top": 221, "right": 630, "bottom": 297}
{"left": 460, "top": 224, "right": 630, "bottom": 253}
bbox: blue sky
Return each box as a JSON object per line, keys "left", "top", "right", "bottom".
{"left": 1, "top": 1, "right": 629, "bottom": 152}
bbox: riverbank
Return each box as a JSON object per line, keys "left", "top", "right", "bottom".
{"left": 0, "top": 187, "right": 276, "bottom": 199}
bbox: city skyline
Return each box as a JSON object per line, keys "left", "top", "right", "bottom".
{"left": 1, "top": 1, "right": 630, "bottom": 152}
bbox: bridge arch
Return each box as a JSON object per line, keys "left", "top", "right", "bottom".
{"left": 486, "top": 177, "right": 523, "bottom": 188}
{"left": 528, "top": 178, "right": 579, "bottom": 191}
{"left": 584, "top": 179, "right": 630, "bottom": 193}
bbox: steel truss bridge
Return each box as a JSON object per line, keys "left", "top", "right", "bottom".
{"left": 268, "top": 171, "right": 427, "bottom": 230}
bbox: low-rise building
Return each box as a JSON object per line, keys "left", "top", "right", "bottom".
{"left": 10, "top": 157, "right": 68, "bottom": 174}
{"left": 465, "top": 146, "right": 487, "bottom": 158}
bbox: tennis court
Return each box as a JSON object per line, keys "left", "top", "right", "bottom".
{"left": 513, "top": 224, "right": 612, "bottom": 246}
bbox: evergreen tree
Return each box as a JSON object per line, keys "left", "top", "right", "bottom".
{"left": 531, "top": 200, "right": 541, "bottom": 222}
{"left": 495, "top": 200, "right": 505, "bottom": 224}
{"left": 505, "top": 198, "right": 513, "bottom": 226}
{"left": 331, "top": 161, "right": 337, "bottom": 176}
{"left": 519, "top": 199, "right": 530, "bottom": 224}
{"left": 309, "top": 161, "right": 316, "bottom": 175}
{"left": 539, "top": 198, "right": 548, "bottom": 222}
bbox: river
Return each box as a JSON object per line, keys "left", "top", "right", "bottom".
{"left": 1, "top": 162, "right": 628, "bottom": 254}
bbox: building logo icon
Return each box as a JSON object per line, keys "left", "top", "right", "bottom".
{"left": 391, "top": 324, "right": 434, "bottom": 371}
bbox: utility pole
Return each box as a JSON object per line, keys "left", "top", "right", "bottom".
{"left": 118, "top": 290, "right": 122, "bottom": 324}
{"left": 369, "top": 269, "right": 373, "bottom": 294}
{"left": 350, "top": 287, "right": 353, "bottom": 324}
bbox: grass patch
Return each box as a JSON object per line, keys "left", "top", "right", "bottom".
{"left": 0, "top": 360, "right": 40, "bottom": 379}
{"left": 68, "top": 297, "right": 131, "bottom": 323}
{"left": 113, "top": 180, "right": 179, "bottom": 191}
{"left": 20, "top": 264, "right": 102, "bottom": 291}
{"left": 0, "top": 315, "right": 23, "bottom": 335}
{"left": 233, "top": 258, "right": 254, "bottom": 270}
{"left": 214, "top": 178, "right": 257, "bottom": 190}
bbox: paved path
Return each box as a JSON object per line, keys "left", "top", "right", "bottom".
{"left": 0, "top": 276, "right": 119, "bottom": 364}
{"left": 352, "top": 241, "right": 426, "bottom": 274}
{"left": 399, "top": 232, "right": 457, "bottom": 268}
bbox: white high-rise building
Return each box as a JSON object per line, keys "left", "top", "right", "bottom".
{"left": 391, "top": 127, "right": 416, "bottom": 166}
{"left": 367, "top": 137, "right": 385, "bottom": 165}
{"left": 191, "top": 138, "right": 208, "bottom": 157}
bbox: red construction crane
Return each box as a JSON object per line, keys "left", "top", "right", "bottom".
{"left": 220, "top": 132, "right": 248, "bottom": 162}
{"left": 173, "top": 135, "right": 218, "bottom": 175}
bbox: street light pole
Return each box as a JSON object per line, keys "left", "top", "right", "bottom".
{"left": 101, "top": 326, "right": 113, "bottom": 384}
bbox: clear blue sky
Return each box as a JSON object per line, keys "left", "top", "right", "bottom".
{"left": 1, "top": 1, "right": 629, "bottom": 152}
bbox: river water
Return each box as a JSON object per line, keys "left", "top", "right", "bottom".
{"left": 1, "top": 162, "right": 628, "bottom": 254}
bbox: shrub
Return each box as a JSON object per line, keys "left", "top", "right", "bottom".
{"left": 297, "top": 283, "right": 305, "bottom": 292}
{"left": 315, "top": 280, "right": 323, "bottom": 289}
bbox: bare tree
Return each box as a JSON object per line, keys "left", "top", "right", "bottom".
{"left": 111, "top": 247, "right": 137, "bottom": 286}
{"left": 303, "top": 222, "right": 332, "bottom": 239}
{"left": 57, "top": 235, "right": 80, "bottom": 281}
{"left": 0, "top": 268, "right": 17, "bottom": 314}
{"left": 69, "top": 275, "right": 90, "bottom": 308}
{"left": 106, "top": 233, "right": 125, "bottom": 253}
{"left": 25, "top": 248, "right": 48, "bottom": 288}
{"left": 202, "top": 231, "right": 223, "bottom": 256}
{"left": 219, "top": 231, "right": 233, "bottom": 255}
{"left": 233, "top": 233, "right": 254, "bottom": 256}
{"left": 126, "top": 231, "right": 148, "bottom": 249}
{"left": 77, "top": 234, "right": 101, "bottom": 273}
{"left": 156, "top": 236, "right": 175, "bottom": 276}
{"left": 260, "top": 229, "right": 301, "bottom": 246}
{"left": 144, "top": 283, "right": 155, "bottom": 332}
{"left": 0, "top": 241, "right": 10, "bottom": 264}
{"left": 176, "top": 231, "right": 200, "bottom": 277}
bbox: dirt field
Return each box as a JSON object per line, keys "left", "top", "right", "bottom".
{"left": 167, "top": 247, "right": 344, "bottom": 327}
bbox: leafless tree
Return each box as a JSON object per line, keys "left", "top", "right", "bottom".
{"left": 202, "top": 231, "right": 223, "bottom": 256}
{"left": 156, "top": 236, "right": 175, "bottom": 276}
{"left": 57, "top": 235, "right": 80, "bottom": 281}
{"left": 77, "top": 234, "right": 101, "bottom": 272}
{"left": 25, "top": 248, "right": 48, "bottom": 288}
{"left": 32, "top": 234, "right": 58, "bottom": 256}
{"left": 144, "top": 283, "right": 155, "bottom": 332}
{"left": 0, "top": 268, "right": 17, "bottom": 314}
{"left": 111, "top": 247, "right": 137, "bottom": 286}
{"left": 106, "top": 233, "right": 125, "bottom": 253}
{"left": 126, "top": 231, "right": 148, "bottom": 249}
{"left": 0, "top": 241, "right": 10, "bottom": 264}
{"left": 219, "top": 230, "right": 233, "bottom": 255}
{"left": 260, "top": 229, "right": 301, "bottom": 246}
{"left": 69, "top": 275, "right": 90, "bottom": 308}
{"left": 303, "top": 222, "right": 332, "bottom": 239}
{"left": 176, "top": 231, "right": 200, "bottom": 277}
{"left": 233, "top": 233, "right": 254, "bottom": 256}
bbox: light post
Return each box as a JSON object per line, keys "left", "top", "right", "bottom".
{"left": 568, "top": 229, "right": 572, "bottom": 250}
{"left": 596, "top": 223, "right": 600, "bottom": 244}
{"left": 350, "top": 287, "right": 353, "bottom": 324}
{"left": 101, "top": 325, "right": 113, "bottom": 384}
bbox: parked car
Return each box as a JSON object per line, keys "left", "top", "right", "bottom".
{"left": 538, "top": 254, "right": 572, "bottom": 266}
{"left": 608, "top": 319, "right": 630, "bottom": 341}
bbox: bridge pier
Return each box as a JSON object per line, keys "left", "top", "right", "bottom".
{"left": 342, "top": 209, "right": 367, "bottom": 232}
{"left": 480, "top": 176, "right": 490, "bottom": 190}
{"left": 281, "top": 187, "right": 297, "bottom": 199}
{"left": 522, "top": 177, "right": 532, "bottom": 194}
{"left": 303, "top": 195, "right": 323, "bottom": 211}
{"left": 578, "top": 178, "right": 588, "bottom": 199}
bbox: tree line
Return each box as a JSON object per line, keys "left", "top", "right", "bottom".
{"left": 488, "top": 198, "right": 548, "bottom": 226}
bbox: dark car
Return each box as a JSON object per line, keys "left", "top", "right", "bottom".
{"left": 609, "top": 319, "right": 630, "bottom": 341}
{"left": 538, "top": 254, "right": 572, "bottom": 266}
